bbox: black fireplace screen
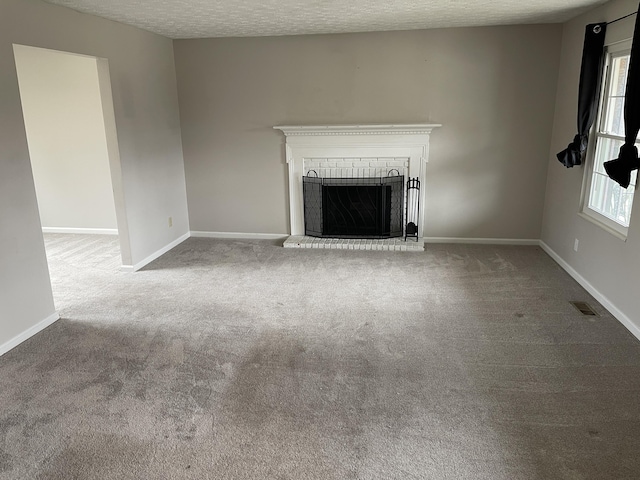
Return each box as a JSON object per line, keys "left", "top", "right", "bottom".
{"left": 303, "top": 175, "right": 404, "bottom": 238}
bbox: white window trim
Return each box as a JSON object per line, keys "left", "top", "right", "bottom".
{"left": 580, "top": 39, "right": 635, "bottom": 241}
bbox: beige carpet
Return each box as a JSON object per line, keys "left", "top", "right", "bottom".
{"left": 1, "top": 234, "right": 640, "bottom": 479}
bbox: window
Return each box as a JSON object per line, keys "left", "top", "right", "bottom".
{"left": 582, "top": 40, "right": 638, "bottom": 238}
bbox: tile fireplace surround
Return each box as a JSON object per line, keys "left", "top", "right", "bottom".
{"left": 274, "top": 124, "right": 441, "bottom": 251}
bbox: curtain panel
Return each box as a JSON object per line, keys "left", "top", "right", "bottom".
{"left": 557, "top": 22, "right": 607, "bottom": 168}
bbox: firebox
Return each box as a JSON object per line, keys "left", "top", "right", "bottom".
{"left": 303, "top": 175, "right": 404, "bottom": 238}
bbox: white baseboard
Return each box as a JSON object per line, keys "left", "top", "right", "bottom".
{"left": 190, "top": 231, "right": 288, "bottom": 240}
{"left": 540, "top": 241, "right": 640, "bottom": 342}
{"left": 42, "top": 227, "right": 118, "bottom": 235}
{"left": 424, "top": 237, "right": 540, "bottom": 246}
{"left": 121, "top": 232, "right": 190, "bottom": 272}
{"left": 0, "top": 312, "right": 60, "bottom": 357}
{"left": 190, "top": 233, "right": 536, "bottom": 245}
{"left": 190, "top": 233, "right": 536, "bottom": 244}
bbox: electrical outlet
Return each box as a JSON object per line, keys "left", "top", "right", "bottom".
{"left": 168, "top": 216, "right": 173, "bottom": 228}
{"left": 574, "top": 238, "right": 579, "bottom": 252}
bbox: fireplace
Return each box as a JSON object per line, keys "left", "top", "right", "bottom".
{"left": 303, "top": 175, "right": 404, "bottom": 238}
{"left": 274, "top": 124, "right": 441, "bottom": 249}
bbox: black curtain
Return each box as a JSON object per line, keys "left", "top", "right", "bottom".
{"left": 604, "top": 6, "right": 640, "bottom": 188}
{"left": 557, "top": 22, "right": 607, "bottom": 168}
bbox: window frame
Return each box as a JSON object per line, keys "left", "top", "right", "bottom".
{"left": 580, "top": 39, "right": 637, "bottom": 240}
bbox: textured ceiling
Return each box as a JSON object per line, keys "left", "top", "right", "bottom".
{"left": 42, "top": 0, "right": 608, "bottom": 39}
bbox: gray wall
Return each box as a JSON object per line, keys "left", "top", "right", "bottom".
{"left": 542, "top": 0, "right": 640, "bottom": 329}
{"left": 174, "top": 26, "right": 562, "bottom": 238}
{"left": 14, "top": 45, "right": 118, "bottom": 231}
{"left": 0, "top": 0, "right": 189, "bottom": 350}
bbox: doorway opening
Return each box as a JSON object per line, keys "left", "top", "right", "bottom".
{"left": 13, "top": 44, "right": 130, "bottom": 313}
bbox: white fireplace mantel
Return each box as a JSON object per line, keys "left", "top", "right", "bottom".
{"left": 274, "top": 124, "right": 441, "bottom": 238}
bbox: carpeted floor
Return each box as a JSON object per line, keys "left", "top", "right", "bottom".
{"left": 1, "top": 234, "right": 640, "bottom": 479}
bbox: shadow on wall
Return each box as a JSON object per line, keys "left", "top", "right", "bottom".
{"left": 427, "top": 144, "right": 506, "bottom": 237}
{"left": 423, "top": 33, "right": 555, "bottom": 240}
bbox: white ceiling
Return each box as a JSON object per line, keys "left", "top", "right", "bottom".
{"left": 42, "top": 0, "right": 608, "bottom": 39}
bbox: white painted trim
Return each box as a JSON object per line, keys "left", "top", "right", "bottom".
{"left": 0, "top": 312, "right": 60, "bottom": 357}
{"left": 540, "top": 241, "right": 640, "bottom": 342}
{"left": 190, "top": 231, "right": 288, "bottom": 240}
{"left": 274, "top": 124, "right": 442, "bottom": 136}
{"left": 274, "top": 124, "right": 440, "bottom": 238}
{"left": 120, "top": 232, "right": 190, "bottom": 272}
{"left": 577, "top": 212, "right": 628, "bottom": 242}
{"left": 424, "top": 237, "right": 540, "bottom": 245}
{"left": 192, "top": 233, "right": 538, "bottom": 245}
{"left": 191, "top": 233, "right": 536, "bottom": 245}
{"left": 42, "top": 227, "right": 118, "bottom": 235}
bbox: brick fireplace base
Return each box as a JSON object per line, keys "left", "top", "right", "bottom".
{"left": 283, "top": 235, "right": 424, "bottom": 251}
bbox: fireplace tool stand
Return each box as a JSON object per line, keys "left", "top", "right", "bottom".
{"left": 405, "top": 177, "right": 420, "bottom": 242}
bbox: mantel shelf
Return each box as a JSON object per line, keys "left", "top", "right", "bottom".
{"left": 274, "top": 124, "right": 442, "bottom": 136}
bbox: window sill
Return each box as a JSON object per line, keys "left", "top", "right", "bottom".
{"left": 578, "top": 211, "right": 628, "bottom": 241}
